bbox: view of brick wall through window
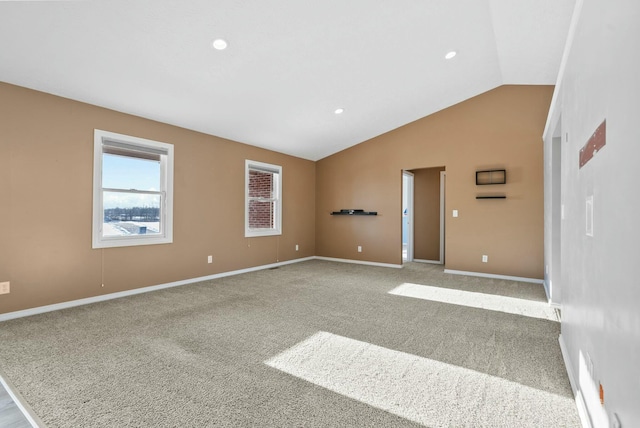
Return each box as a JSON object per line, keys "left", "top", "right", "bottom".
{"left": 248, "top": 169, "right": 275, "bottom": 229}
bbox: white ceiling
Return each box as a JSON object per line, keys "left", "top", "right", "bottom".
{"left": 0, "top": 0, "right": 575, "bottom": 161}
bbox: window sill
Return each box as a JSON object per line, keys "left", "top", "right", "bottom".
{"left": 245, "top": 230, "right": 282, "bottom": 238}
{"left": 92, "top": 235, "right": 173, "bottom": 249}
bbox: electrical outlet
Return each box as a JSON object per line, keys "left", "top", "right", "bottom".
{"left": 207, "top": 255, "right": 213, "bottom": 264}
{"left": 453, "top": 209, "right": 459, "bottom": 218}
{"left": 357, "top": 246, "right": 362, "bottom": 253}
{"left": 482, "top": 255, "right": 488, "bottom": 263}
{"left": 0, "top": 281, "right": 10, "bottom": 295}
{"left": 295, "top": 244, "right": 299, "bottom": 251}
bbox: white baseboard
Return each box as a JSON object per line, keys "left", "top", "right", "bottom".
{"left": 543, "top": 279, "right": 551, "bottom": 300}
{"left": 575, "top": 392, "right": 593, "bottom": 428}
{"left": 545, "top": 280, "right": 562, "bottom": 308}
{"left": 444, "top": 269, "right": 544, "bottom": 284}
{"left": 559, "top": 334, "right": 592, "bottom": 428}
{"left": 412, "top": 259, "right": 443, "bottom": 265}
{"left": 0, "top": 367, "right": 45, "bottom": 428}
{"left": 3, "top": 258, "right": 541, "bottom": 323}
{"left": 314, "top": 256, "right": 402, "bottom": 269}
{"left": 0, "top": 257, "right": 315, "bottom": 323}
{"left": 559, "top": 334, "right": 577, "bottom": 394}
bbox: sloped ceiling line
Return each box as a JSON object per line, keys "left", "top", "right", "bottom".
{"left": 0, "top": 0, "right": 576, "bottom": 160}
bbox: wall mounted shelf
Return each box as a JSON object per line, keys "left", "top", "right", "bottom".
{"left": 331, "top": 209, "right": 378, "bottom": 216}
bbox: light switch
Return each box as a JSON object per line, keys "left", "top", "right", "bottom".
{"left": 586, "top": 196, "right": 593, "bottom": 237}
{"left": 453, "top": 210, "right": 459, "bottom": 218}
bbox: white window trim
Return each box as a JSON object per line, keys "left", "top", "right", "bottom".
{"left": 92, "top": 129, "right": 174, "bottom": 249}
{"left": 245, "top": 159, "right": 282, "bottom": 238}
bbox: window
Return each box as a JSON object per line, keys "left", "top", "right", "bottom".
{"left": 245, "top": 160, "right": 282, "bottom": 237}
{"left": 92, "top": 129, "right": 174, "bottom": 248}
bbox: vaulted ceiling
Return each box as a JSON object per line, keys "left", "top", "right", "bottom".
{"left": 0, "top": 0, "right": 576, "bottom": 160}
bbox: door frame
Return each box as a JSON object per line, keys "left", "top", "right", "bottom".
{"left": 402, "top": 171, "right": 414, "bottom": 262}
{"left": 548, "top": 116, "right": 563, "bottom": 307}
{"left": 438, "top": 170, "right": 446, "bottom": 264}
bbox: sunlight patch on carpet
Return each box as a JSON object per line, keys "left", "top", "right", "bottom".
{"left": 388, "top": 282, "right": 558, "bottom": 321}
{"left": 265, "top": 331, "right": 574, "bottom": 427}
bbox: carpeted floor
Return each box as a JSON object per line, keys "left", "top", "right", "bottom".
{"left": 0, "top": 260, "right": 580, "bottom": 427}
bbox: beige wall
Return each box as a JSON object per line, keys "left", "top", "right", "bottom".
{"left": 316, "top": 85, "right": 552, "bottom": 278}
{"left": 412, "top": 167, "right": 445, "bottom": 261}
{"left": 1, "top": 83, "right": 551, "bottom": 315}
{"left": 0, "top": 83, "right": 316, "bottom": 314}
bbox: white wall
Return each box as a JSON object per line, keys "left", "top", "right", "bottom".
{"left": 544, "top": 0, "right": 640, "bottom": 427}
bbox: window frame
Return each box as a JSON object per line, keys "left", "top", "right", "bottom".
{"left": 245, "top": 159, "right": 282, "bottom": 238}
{"left": 92, "top": 129, "right": 174, "bottom": 249}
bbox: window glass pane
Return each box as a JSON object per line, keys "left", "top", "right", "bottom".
{"left": 102, "top": 191, "right": 161, "bottom": 237}
{"left": 103, "top": 153, "right": 161, "bottom": 191}
{"left": 248, "top": 199, "right": 275, "bottom": 229}
{"left": 248, "top": 169, "right": 274, "bottom": 199}
{"left": 244, "top": 160, "right": 281, "bottom": 237}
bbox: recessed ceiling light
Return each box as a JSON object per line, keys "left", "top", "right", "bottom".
{"left": 212, "top": 39, "right": 228, "bottom": 50}
{"left": 334, "top": 108, "right": 345, "bottom": 115}
{"left": 445, "top": 51, "right": 457, "bottom": 60}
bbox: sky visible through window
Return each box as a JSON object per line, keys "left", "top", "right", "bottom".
{"left": 103, "top": 154, "right": 160, "bottom": 209}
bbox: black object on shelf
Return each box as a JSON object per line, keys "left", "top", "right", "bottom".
{"left": 476, "top": 196, "right": 506, "bottom": 199}
{"left": 476, "top": 169, "right": 506, "bottom": 185}
{"left": 331, "top": 209, "right": 378, "bottom": 216}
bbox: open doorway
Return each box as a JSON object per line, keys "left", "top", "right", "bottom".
{"left": 403, "top": 167, "right": 445, "bottom": 264}
{"left": 402, "top": 171, "right": 414, "bottom": 262}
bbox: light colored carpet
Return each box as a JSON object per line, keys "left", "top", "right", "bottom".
{"left": 0, "top": 260, "right": 580, "bottom": 427}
